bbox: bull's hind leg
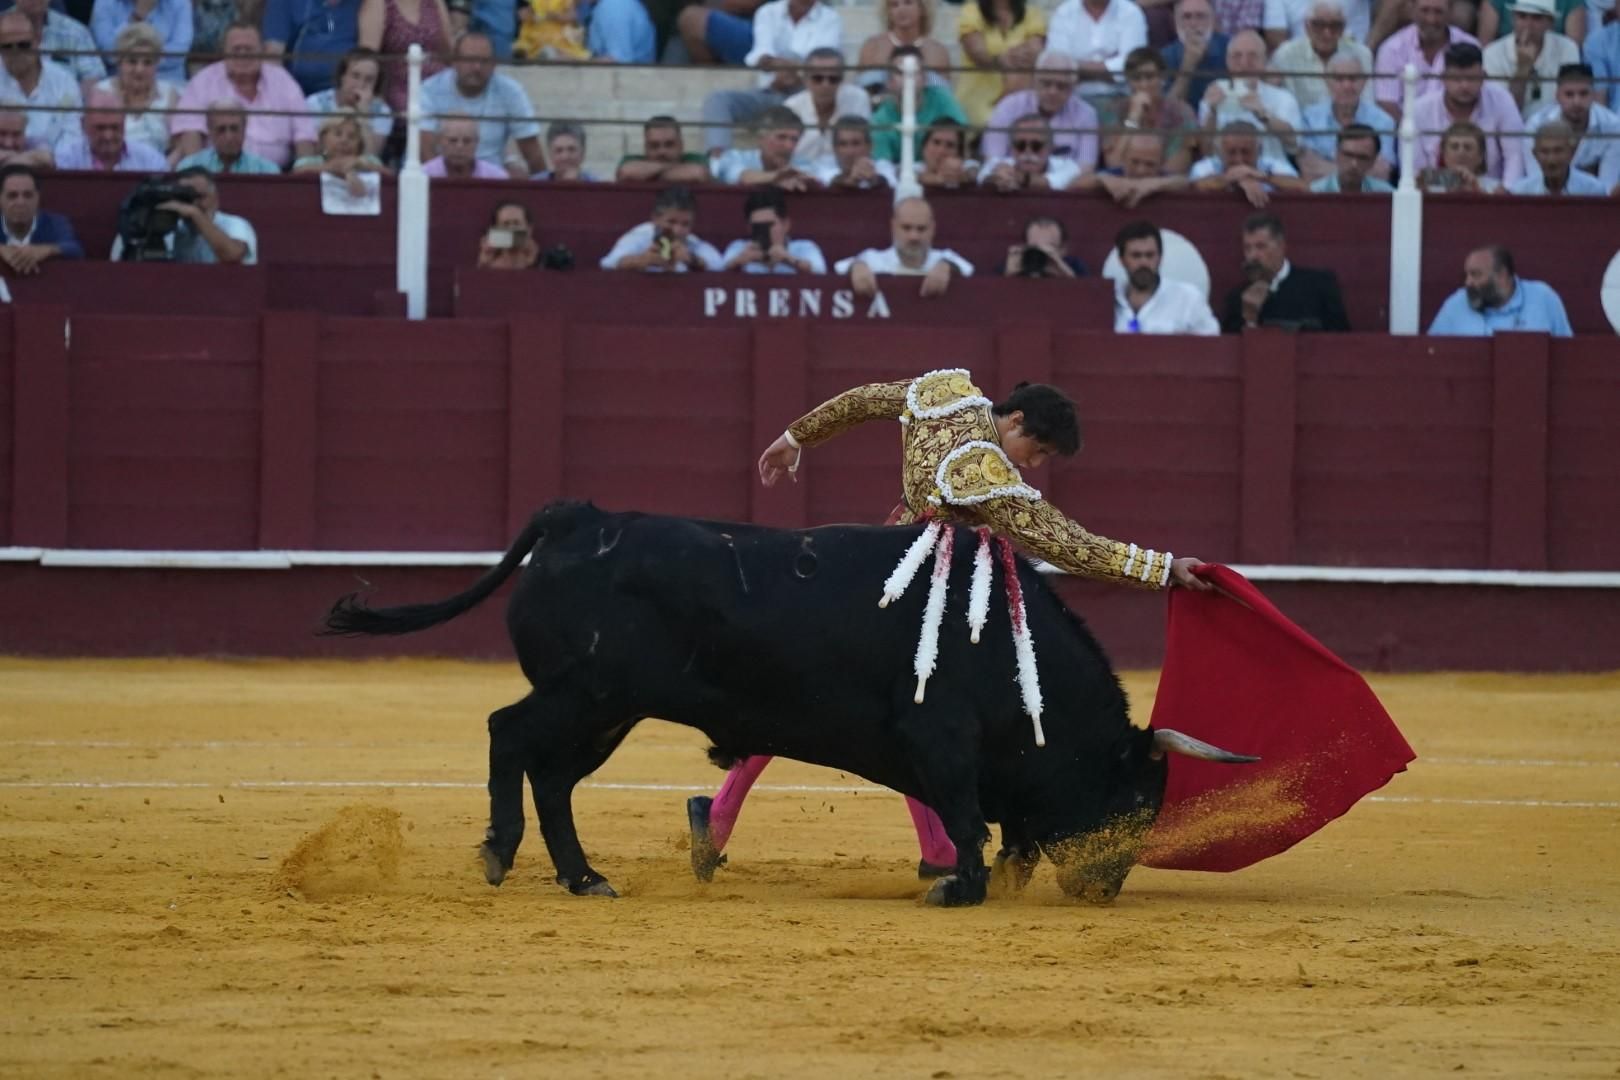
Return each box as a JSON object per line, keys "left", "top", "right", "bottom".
{"left": 526, "top": 710, "right": 638, "bottom": 898}
{"left": 481, "top": 697, "right": 534, "bottom": 886}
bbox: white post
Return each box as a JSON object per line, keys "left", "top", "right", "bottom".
{"left": 893, "top": 55, "right": 923, "bottom": 202}
{"left": 396, "top": 43, "right": 430, "bottom": 320}
{"left": 1388, "top": 62, "right": 1423, "bottom": 334}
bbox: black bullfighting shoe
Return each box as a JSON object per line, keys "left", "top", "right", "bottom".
{"left": 687, "top": 795, "right": 726, "bottom": 882}
{"left": 917, "top": 859, "right": 954, "bottom": 880}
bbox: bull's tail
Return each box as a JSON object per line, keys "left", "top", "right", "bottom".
{"left": 322, "top": 513, "right": 551, "bottom": 637}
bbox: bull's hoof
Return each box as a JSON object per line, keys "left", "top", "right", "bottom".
{"left": 989, "top": 849, "right": 1038, "bottom": 896}
{"left": 687, "top": 796, "right": 727, "bottom": 883}
{"left": 558, "top": 874, "right": 618, "bottom": 898}
{"left": 917, "top": 859, "right": 954, "bottom": 880}
{"left": 479, "top": 843, "right": 508, "bottom": 887}
{"left": 924, "top": 873, "right": 987, "bottom": 908}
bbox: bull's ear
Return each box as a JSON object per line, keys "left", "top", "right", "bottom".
{"left": 1151, "top": 728, "right": 1260, "bottom": 764}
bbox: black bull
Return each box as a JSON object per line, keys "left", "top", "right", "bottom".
{"left": 325, "top": 501, "right": 1256, "bottom": 907}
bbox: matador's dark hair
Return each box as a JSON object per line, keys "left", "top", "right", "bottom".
{"left": 992, "top": 382, "right": 1082, "bottom": 456}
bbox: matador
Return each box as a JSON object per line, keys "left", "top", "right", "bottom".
{"left": 686, "top": 368, "right": 1211, "bottom": 880}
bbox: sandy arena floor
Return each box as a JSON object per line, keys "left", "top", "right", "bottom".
{"left": 1, "top": 658, "right": 1618, "bottom": 1079}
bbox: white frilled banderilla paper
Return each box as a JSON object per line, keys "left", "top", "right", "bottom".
{"left": 878, "top": 523, "right": 1045, "bottom": 748}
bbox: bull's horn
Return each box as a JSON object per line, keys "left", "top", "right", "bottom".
{"left": 1152, "top": 729, "right": 1260, "bottom": 764}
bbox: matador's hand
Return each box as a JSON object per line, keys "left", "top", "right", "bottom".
{"left": 757, "top": 433, "right": 801, "bottom": 487}
{"left": 1170, "top": 556, "right": 1214, "bottom": 591}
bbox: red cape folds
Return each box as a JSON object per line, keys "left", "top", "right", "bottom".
{"left": 1140, "top": 565, "right": 1416, "bottom": 873}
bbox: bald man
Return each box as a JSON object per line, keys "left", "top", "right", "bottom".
{"left": 1199, "top": 29, "right": 1302, "bottom": 161}
{"left": 832, "top": 197, "right": 975, "bottom": 299}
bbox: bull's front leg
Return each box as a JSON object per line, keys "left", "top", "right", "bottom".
{"left": 481, "top": 699, "right": 532, "bottom": 886}
{"left": 989, "top": 820, "right": 1041, "bottom": 897}
{"left": 899, "top": 713, "right": 992, "bottom": 907}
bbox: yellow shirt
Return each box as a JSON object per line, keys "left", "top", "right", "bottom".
{"left": 787, "top": 369, "right": 1172, "bottom": 588}
{"left": 953, "top": 2, "right": 1048, "bottom": 128}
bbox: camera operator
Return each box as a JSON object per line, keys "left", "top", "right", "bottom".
{"left": 999, "top": 216, "right": 1085, "bottom": 279}
{"left": 111, "top": 168, "right": 257, "bottom": 264}
{"left": 719, "top": 189, "right": 826, "bottom": 275}
{"left": 477, "top": 201, "right": 540, "bottom": 270}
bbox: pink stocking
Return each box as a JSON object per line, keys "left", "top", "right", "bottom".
{"left": 905, "top": 797, "right": 959, "bottom": 867}
{"left": 708, "top": 755, "right": 771, "bottom": 852}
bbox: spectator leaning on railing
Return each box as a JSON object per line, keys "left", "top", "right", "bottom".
{"left": 1266, "top": 0, "right": 1374, "bottom": 110}
{"left": 420, "top": 31, "right": 546, "bottom": 178}
{"left": 0, "top": 105, "right": 53, "bottom": 169}
{"left": 0, "top": 10, "right": 82, "bottom": 148}
{"left": 1307, "top": 123, "right": 1395, "bottom": 191}
{"left": 172, "top": 22, "right": 317, "bottom": 170}
{"left": 980, "top": 113, "right": 1085, "bottom": 190}
{"left": 0, "top": 163, "right": 80, "bottom": 274}
{"left": 1191, "top": 119, "right": 1306, "bottom": 207}
{"left": 1481, "top": 0, "right": 1580, "bottom": 120}
{"left": 615, "top": 116, "right": 712, "bottom": 183}
{"left": 1428, "top": 244, "right": 1572, "bottom": 335}
{"left": 1074, "top": 132, "right": 1192, "bottom": 205}
{"left": 1101, "top": 47, "right": 1197, "bottom": 173}
{"left": 89, "top": 0, "right": 192, "bottom": 83}
{"left": 981, "top": 49, "right": 1099, "bottom": 166}
{"left": 533, "top": 121, "right": 598, "bottom": 181}
{"left": 601, "top": 185, "right": 725, "bottom": 273}
{"left": 714, "top": 105, "right": 818, "bottom": 188}
{"left": 1297, "top": 54, "right": 1395, "bottom": 180}
{"left": 55, "top": 91, "right": 167, "bottom": 170}
{"left": 110, "top": 166, "right": 257, "bottom": 264}
{"left": 834, "top": 195, "right": 972, "bottom": 299}
{"left": 16, "top": 0, "right": 104, "bottom": 89}
{"left": 292, "top": 113, "right": 393, "bottom": 194}
{"left": 1111, "top": 219, "right": 1219, "bottom": 334}
{"left": 1524, "top": 64, "right": 1620, "bottom": 191}
{"left": 720, "top": 187, "right": 827, "bottom": 274}
{"left": 176, "top": 102, "right": 283, "bottom": 175}
{"left": 1508, "top": 121, "right": 1612, "bottom": 192}
{"left": 812, "top": 114, "right": 898, "bottom": 188}
{"left": 304, "top": 48, "right": 392, "bottom": 158}
{"left": 95, "top": 23, "right": 181, "bottom": 161}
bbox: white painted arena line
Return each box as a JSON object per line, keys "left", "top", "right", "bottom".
{"left": 0, "top": 778, "right": 1615, "bottom": 809}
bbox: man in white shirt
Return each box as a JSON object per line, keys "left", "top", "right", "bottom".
{"left": 713, "top": 106, "right": 819, "bottom": 188}
{"left": 600, "top": 186, "right": 726, "bottom": 273}
{"left": 719, "top": 188, "right": 828, "bottom": 274}
{"left": 979, "top": 115, "right": 1085, "bottom": 191}
{"left": 1190, "top": 120, "right": 1307, "bottom": 206}
{"left": 0, "top": 11, "right": 80, "bottom": 147}
{"left": 699, "top": 0, "right": 843, "bottom": 154}
{"left": 812, "top": 116, "right": 898, "bottom": 188}
{"left": 1199, "top": 30, "right": 1302, "bottom": 161}
{"left": 834, "top": 196, "right": 973, "bottom": 299}
{"left": 111, "top": 168, "right": 258, "bottom": 264}
{"left": 783, "top": 47, "right": 869, "bottom": 165}
{"left": 1482, "top": 0, "right": 1581, "bottom": 120}
{"left": 1044, "top": 0, "right": 1148, "bottom": 99}
{"left": 1266, "top": 0, "right": 1375, "bottom": 110}
{"left": 1523, "top": 63, "right": 1620, "bottom": 191}
{"left": 1263, "top": 0, "right": 1370, "bottom": 49}
{"left": 1112, "top": 220, "right": 1219, "bottom": 334}
{"left": 420, "top": 33, "right": 545, "bottom": 177}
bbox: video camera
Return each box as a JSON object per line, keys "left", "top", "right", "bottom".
{"left": 116, "top": 177, "right": 200, "bottom": 263}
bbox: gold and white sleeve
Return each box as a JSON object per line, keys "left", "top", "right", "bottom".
{"left": 786, "top": 380, "right": 911, "bottom": 449}
{"left": 973, "top": 495, "right": 1174, "bottom": 590}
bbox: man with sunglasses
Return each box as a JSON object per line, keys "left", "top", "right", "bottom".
{"left": 782, "top": 46, "right": 869, "bottom": 164}
{"left": 980, "top": 49, "right": 1098, "bottom": 167}
{"left": 1266, "top": 0, "right": 1374, "bottom": 109}
{"left": 0, "top": 11, "right": 81, "bottom": 149}
{"left": 980, "top": 114, "right": 1084, "bottom": 191}
{"left": 13, "top": 0, "right": 103, "bottom": 91}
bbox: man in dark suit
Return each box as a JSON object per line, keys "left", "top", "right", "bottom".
{"left": 1221, "top": 212, "right": 1350, "bottom": 332}
{"left": 0, "top": 163, "right": 82, "bottom": 276}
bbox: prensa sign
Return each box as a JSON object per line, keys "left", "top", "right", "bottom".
{"left": 702, "top": 287, "right": 893, "bottom": 320}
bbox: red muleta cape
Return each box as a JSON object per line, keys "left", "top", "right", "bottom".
{"left": 1140, "top": 565, "right": 1416, "bottom": 873}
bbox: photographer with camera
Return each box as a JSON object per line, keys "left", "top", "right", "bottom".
{"left": 600, "top": 185, "right": 724, "bottom": 274}
{"left": 111, "top": 167, "right": 256, "bottom": 264}
{"left": 720, "top": 189, "right": 826, "bottom": 275}
{"left": 477, "top": 201, "right": 540, "bottom": 270}
{"left": 999, "top": 216, "right": 1085, "bottom": 279}
{"left": 0, "top": 164, "right": 80, "bottom": 276}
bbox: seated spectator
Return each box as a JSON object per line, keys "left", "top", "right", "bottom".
{"left": 0, "top": 163, "right": 79, "bottom": 273}
{"left": 954, "top": 0, "right": 1048, "bottom": 127}
{"left": 1111, "top": 219, "right": 1218, "bottom": 334}
{"left": 1482, "top": 0, "right": 1579, "bottom": 119}
{"left": 1524, "top": 64, "right": 1620, "bottom": 192}
{"left": 1101, "top": 48, "right": 1197, "bottom": 174}
{"left": 533, "top": 121, "right": 599, "bottom": 181}
{"left": 1191, "top": 121, "right": 1306, "bottom": 206}
{"left": 423, "top": 115, "right": 509, "bottom": 178}
{"left": 54, "top": 92, "right": 167, "bottom": 171}
{"left": 1044, "top": 0, "right": 1148, "bottom": 100}
{"left": 714, "top": 106, "right": 818, "bottom": 188}
{"left": 176, "top": 103, "right": 283, "bottom": 175}
{"left": 720, "top": 188, "right": 827, "bottom": 273}
{"left": 615, "top": 116, "right": 712, "bottom": 183}
{"left": 1221, "top": 212, "right": 1350, "bottom": 332}
{"left": 982, "top": 50, "right": 1099, "bottom": 167}
{"left": 1589, "top": 16, "right": 1620, "bottom": 111}
{"left": 871, "top": 44, "right": 968, "bottom": 163}
{"left": 1508, "top": 122, "right": 1611, "bottom": 192}
{"left": 1417, "top": 120, "right": 1504, "bottom": 190}
{"left": 1409, "top": 43, "right": 1526, "bottom": 183}
{"left": 1297, "top": 55, "right": 1395, "bottom": 180}
{"left": 94, "top": 24, "right": 181, "bottom": 161}
{"left": 1372, "top": 0, "right": 1478, "bottom": 117}
{"left": 265, "top": 0, "right": 362, "bottom": 95}
{"left": 601, "top": 186, "right": 725, "bottom": 273}
{"left": 16, "top": 0, "right": 104, "bottom": 89}
{"left": 785, "top": 47, "right": 870, "bottom": 165}
{"left": 477, "top": 200, "right": 540, "bottom": 269}
{"left": 292, "top": 114, "right": 393, "bottom": 195}
{"left": 1073, "top": 133, "right": 1191, "bottom": 204}
{"left": 172, "top": 23, "right": 316, "bottom": 170}
{"left": 980, "top": 114, "right": 1084, "bottom": 191}
{"left": 1264, "top": 0, "right": 1372, "bottom": 46}
{"left": 110, "top": 167, "right": 256, "bottom": 264}
{"left": 913, "top": 117, "right": 979, "bottom": 187}
{"left": 1162, "top": 0, "right": 1228, "bottom": 112}
{"left": 359, "top": 0, "right": 451, "bottom": 115}
{"left": 0, "top": 105, "right": 53, "bottom": 168}
{"left": 577, "top": 0, "right": 656, "bottom": 62}
{"left": 89, "top": 0, "right": 191, "bottom": 83}
{"left": 1199, "top": 30, "right": 1301, "bottom": 161}
{"left": 1210, "top": 0, "right": 1264, "bottom": 36}
{"left": 514, "top": 0, "right": 590, "bottom": 60}
{"left": 999, "top": 214, "right": 1086, "bottom": 278}
{"left": 1308, "top": 124, "right": 1394, "bottom": 191}
{"left": 812, "top": 115, "right": 898, "bottom": 187}
{"left": 1428, "top": 244, "right": 1571, "bottom": 335}
{"left": 856, "top": 0, "right": 952, "bottom": 93}
{"left": 694, "top": 0, "right": 842, "bottom": 155}
{"left": 420, "top": 32, "right": 545, "bottom": 178}
{"left": 304, "top": 48, "right": 392, "bottom": 158}
{"left": 0, "top": 11, "right": 81, "bottom": 148}
{"left": 1476, "top": 0, "right": 1585, "bottom": 43}
{"left": 834, "top": 196, "right": 972, "bottom": 298}
{"left": 1268, "top": 0, "right": 1374, "bottom": 110}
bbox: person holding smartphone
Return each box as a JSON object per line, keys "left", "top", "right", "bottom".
{"left": 477, "top": 201, "right": 540, "bottom": 270}
{"left": 719, "top": 188, "right": 827, "bottom": 274}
